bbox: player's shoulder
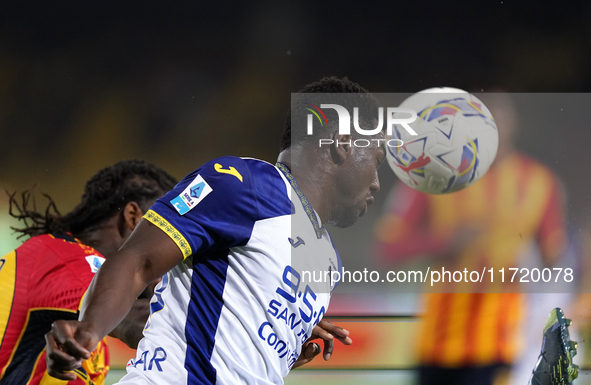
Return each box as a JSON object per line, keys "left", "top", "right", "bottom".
{"left": 168, "top": 156, "right": 291, "bottom": 220}
{"left": 17, "top": 233, "right": 55, "bottom": 250}
{"left": 17, "top": 233, "right": 76, "bottom": 259}
{"left": 10, "top": 235, "right": 56, "bottom": 274}
{"left": 11, "top": 234, "right": 102, "bottom": 309}
{"left": 196, "top": 156, "right": 290, "bottom": 208}
{"left": 239, "top": 157, "right": 291, "bottom": 198}
{"left": 196, "top": 156, "right": 285, "bottom": 186}
{"left": 19, "top": 233, "right": 103, "bottom": 283}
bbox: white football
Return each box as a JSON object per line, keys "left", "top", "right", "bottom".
{"left": 387, "top": 87, "right": 499, "bottom": 194}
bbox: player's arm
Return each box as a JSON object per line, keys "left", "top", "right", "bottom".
{"left": 46, "top": 220, "right": 182, "bottom": 380}
{"left": 46, "top": 157, "right": 259, "bottom": 381}
{"left": 80, "top": 220, "right": 181, "bottom": 340}
{"left": 107, "top": 278, "right": 160, "bottom": 349}
{"left": 107, "top": 298, "right": 150, "bottom": 349}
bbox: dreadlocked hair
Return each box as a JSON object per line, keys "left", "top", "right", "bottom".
{"left": 9, "top": 160, "right": 178, "bottom": 239}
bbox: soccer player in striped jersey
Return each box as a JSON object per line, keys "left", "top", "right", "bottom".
{"left": 0, "top": 160, "right": 176, "bottom": 385}
{"left": 374, "top": 94, "right": 567, "bottom": 385}
{"left": 44, "top": 77, "right": 381, "bottom": 384}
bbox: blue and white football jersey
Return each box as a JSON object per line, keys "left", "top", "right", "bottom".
{"left": 117, "top": 157, "right": 342, "bottom": 385}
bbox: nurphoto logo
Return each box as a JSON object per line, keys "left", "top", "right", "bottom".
{"left": 303, "top": 102, "right": 418, "bottom": 148}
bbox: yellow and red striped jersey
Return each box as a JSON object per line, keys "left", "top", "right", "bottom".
{"left": 375, "top": 153, "right": 567, "bottom": 367}
{"left": 0, "top": 234, "right": 109, "bottom": 385}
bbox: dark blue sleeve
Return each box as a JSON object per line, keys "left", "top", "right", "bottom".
{"left": 144, "top": 157, "right": 259, "bottom": 259}
{"left": 143, "top": 157, "right": 291, "bottom": 259}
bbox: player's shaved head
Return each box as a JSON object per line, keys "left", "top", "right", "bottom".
{"left": 279, "top": 76, "right": 380, "bottom": 152}
{"left": 277, "top": 77, "right": 385, "bottom": 228}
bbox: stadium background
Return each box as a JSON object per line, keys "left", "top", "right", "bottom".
{"left": 1, "top": 2, "right": 591, "bottom": 384}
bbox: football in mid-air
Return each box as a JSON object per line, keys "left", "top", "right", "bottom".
{"left": 387, "top": 87, "right": 499, "bottom": 194}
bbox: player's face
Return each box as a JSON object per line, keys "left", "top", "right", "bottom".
{"left": 330, "top": 134, "right": 386, "bottom": 228}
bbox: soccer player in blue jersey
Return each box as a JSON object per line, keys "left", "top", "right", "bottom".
{"left": 45, "top": 77, "right": 385, "bottom": 384}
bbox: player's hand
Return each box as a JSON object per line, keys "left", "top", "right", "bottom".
{"left": 45, "top": 320, "right": 99, "bottom": 381}
{"left": 292, "top": 320, "right": 352, "bottom": 369}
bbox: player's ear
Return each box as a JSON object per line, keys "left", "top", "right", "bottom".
{"left": 331, "top": 133, "right": 352, "bottom": 165}
{"left": 122, "top": 201, "right": 143, "bottom": 232}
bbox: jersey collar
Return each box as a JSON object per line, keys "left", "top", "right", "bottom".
{"left": 276, "top": 162, "right": 326, "bottom": 239}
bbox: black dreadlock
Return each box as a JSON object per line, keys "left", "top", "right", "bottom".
{"left": 9, "top": 160, "right": 177, "bottom": 239}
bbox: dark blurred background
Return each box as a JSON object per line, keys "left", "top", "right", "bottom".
{"left": 1, "top": 0, "right": 591, "bottom": 261}
{"left": 2, "top": 1, "right": 591, "bottom": 206}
